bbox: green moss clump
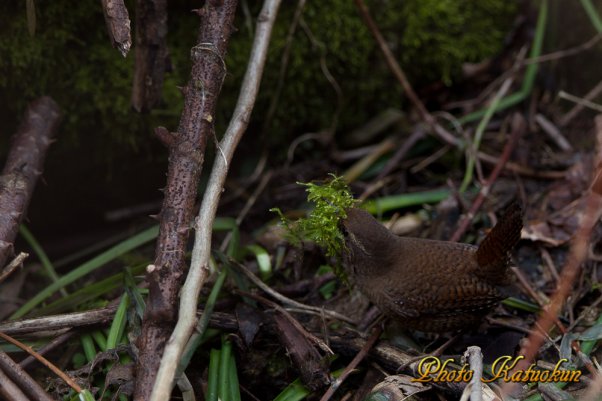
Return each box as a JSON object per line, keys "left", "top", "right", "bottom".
{"left": 0, "top": 1, "right": 194, "bottom": 162}
{"left": 398, "top": 0, "right": 518, "bottom": 84}
{"left": 272, "top": 175, "right": 357, "bottom": 258}
{"left": 0, "top": 0, "right": 517, "bottom": 162}
{"left": 222, "top": 0, "right": 518, "bottom": 152}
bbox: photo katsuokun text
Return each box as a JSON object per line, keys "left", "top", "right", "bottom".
{"left": 412, "top": 356, "right": 582, "bottom": 383}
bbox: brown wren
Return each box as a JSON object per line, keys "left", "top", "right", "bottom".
{"left": 341, "top": 204, "right": 523, "bottom": 332}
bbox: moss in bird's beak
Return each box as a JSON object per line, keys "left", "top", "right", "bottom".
{"left": 270, "top": 174, "right": 358, "bottom": 279}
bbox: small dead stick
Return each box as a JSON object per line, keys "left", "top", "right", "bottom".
{"left": 19, "top": 331, "right": 75, "bottom": 369}
{"left": 449, "top": 113, "right": 524, "bottom": 242}
{"left": 0, "top": 368, "right": 30, "bottom": 401}
{"left": 0, "top": 332, "right": 82, "bottom": 393}
{"left": 511, "top": 265, "right": 596, "bottom": 376}
{"left": 477, "top": 151, "right": 567, "bottom": 180}
{"left": 374, "top": 128, "right": 425, "bottom": 182}
{"left": 0, "top": 97, "right": 61, "bottom": 268}
{"left": 319, "top": 325, "right": 383, "bottom": 401}
{"left": 234, "top": 289, "right": 333, "bottom": 355}
{"left": 236, "top": 290, "right": 332, "bottom": 390}
{"left": 353, "top": 0, "right": 459, "bottom": 148}
{"left": 0, "top": 252, "right": 28, "bottom": 284}
{"left": 501, "top": 163, "right": 602, "bottom": 397}
{"left": 232, "top": 260, "right": 355, "bottom": 324}
{"left": 0, "top": 305, "right": 118, "bottom": 336}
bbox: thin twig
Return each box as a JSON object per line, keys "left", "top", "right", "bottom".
{"left": 353, "top": 0, "right": 459, "bottom": 147}
{"left": 501, "top": 163, "right": 602, "bottom": 397}
{"left": 0, "top": 305, "right": 118, "bottom": 335}
{"left": 319, "top": 326, "right": 382, "bottom": 401}
{"left": 0, "top": 252, "right": 28, "bottom": 284}
{"left": 459, "top": 74, "right": 515, "bottom": 193}
{"left": 236, "top": 290, "right": 333, "bottom": 355}
{"left": 343, "top": 138, "right": 396, "bottom": 183}
{"left": 374, "top": 127, "right": 426, "bottom": 182}
{"left": 219, "top": 170, "right": 273, "bottom": 252}
{"left": 232, "top": 261, "right": 355, "bottom": 324}
{"left": 450, "top": 113, "right": 525, "bottom": 242}
{"left": 477, "top": 151, "right": 566, "bottom": 179}
{"left": 524, "top": 32, "right": 602, "bottom": 65}
{"left": 535, "top": 113, "right": 572, "bottom": 151}
{"left": 148, "top": 2, "right": 282, "bottom": 400}
{"left": 262, "top": 0, "right": 306, "bottom": 133}
{"left": 511, "top": 266, "right": 549, "bottom": 306}
{"left": 19, "top": 331, "right": 74, "bottom": 369}
{"left": 540, "top": 247, "right": 560, "bottom": 283}
{"left": 299, "top": 16, "right": 343, "bottom": 135}
{"left": 559, "top": 80, "right": 602, "bottom": 127}
{"left": 0, "top": 332, "right": 81, "bottom": 394}
{"left": 558, "top": 90, "right": 602, "bottom": 113}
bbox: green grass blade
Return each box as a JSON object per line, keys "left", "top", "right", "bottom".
{"left": 272, "top": 378, "right": 310, "bottom": 401}
{"left": 19, "top": 225, "right": 67, "bottom": 297}
{"left": 78, "top": 389, "right": 96, "bottom": 401}
{"left": 272, "top": 369, "right": 345, "bottom": 401}
{"left": 107, "top": 293, "right": 129, "bottom": 349}
{"left": 213, "top": 217, "right": 238, "bottom": 231}
{"left": 124, "top": 267, "right": 146, "bottom": 320}
{"left": 361, "top": 188, "right": 450, "bottom": 214}
{"left": 33, "top": 263, "right": 146, "bottom": 317}
{"left": 245, "top": 244, "right": 272, "bottom": 280}
{"left": 10, "top": 225, "right": 159, "bottom": 319}
{"left": 91, "top": 330, "right": 107, "bottom": 352}
{"left": 206, "top": 349, "right": 220, "bottom": 401}
{"left": 228, "top": 352, "right": 242, "bottom": 401}
{"left": 459, "top": 78, "right": 513, "bottom": 193}
{"left": 219, "top": 339, "right": 233, "bottom": 401}
{"left": 502, "top": 297, "right": 540, "bottom": 313}
{"left": 80, "top": 333, "right": 96, "bottom": 363}
{"left": 580, "top": 0, "right": 602, "bottom": 32}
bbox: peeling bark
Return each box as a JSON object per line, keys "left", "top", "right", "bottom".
{"left": 0, "top": 97, "right": 61, "bottom": 268}
{"left": 134, "top": 1, "right": 238, "bottom": 399}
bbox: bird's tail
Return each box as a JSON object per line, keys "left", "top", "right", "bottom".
{"left": 475, "top": 202, "right": 523, "bottom": 283}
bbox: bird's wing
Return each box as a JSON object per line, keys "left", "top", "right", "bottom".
{"left": 384, "top": 276, "right": 502, "bottom": 318}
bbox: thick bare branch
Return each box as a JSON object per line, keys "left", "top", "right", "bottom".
{"left": 131, "top": 0, "right": 168, "bottom": 112}
{"left": 148, "top": 1, "right": 282, "bottom": 399}
{"left": 134, "top": 1, "right": 238, "bottom": 399}
{"left": 0, "top": 97, "right": 61, "bottom": 268}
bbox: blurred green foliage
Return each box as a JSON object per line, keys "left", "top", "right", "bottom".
{"left": 0, "top": 0, "right": 517, "bottom": 159}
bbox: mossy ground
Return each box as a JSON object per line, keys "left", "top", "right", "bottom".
{"left": 0, "top": 0, "right": 517, "bottom": 161}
